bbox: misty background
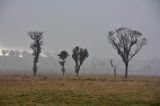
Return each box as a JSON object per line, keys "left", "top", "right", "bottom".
{"left": 0, "top": 0, "right": 160, "bottom": 75}
{"left": 0, "top": 50, "right": 159, "bottom": 76}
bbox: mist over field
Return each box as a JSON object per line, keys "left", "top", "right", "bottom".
{"left": 0, "top": 1, "right": 160, "bottom": 105}
{"left": 0, "top": 54, "right": 159, "bottom": 76}
{"left": 0, "top": 0, "right": 159, "bottom": 77}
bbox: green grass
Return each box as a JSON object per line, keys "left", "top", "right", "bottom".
{"left": 0, "top": 74, "right": 160, "bottom": 106}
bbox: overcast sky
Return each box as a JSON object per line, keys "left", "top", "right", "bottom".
{"left": 0, "top": 0, "right": 160, "bottom": 59}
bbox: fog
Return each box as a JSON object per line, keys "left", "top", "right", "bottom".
{"left": 0, "top": 53, "right": 159, "bottom": 76}
{"left": 0, "top": 0, "right": 160, "bottom": 75}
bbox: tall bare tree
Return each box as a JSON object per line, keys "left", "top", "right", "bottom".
{"left": 110, "top": 59, "right": 118, "bottom": 78}
{"left": 72, "top": 46, "right": 89, "bottom": 77}
{"left": 57, "top": 50, "right": 69, "bottom": 76}
{"left": 28, "top": 31, "right": 43, "bottom": 76}
{"left": 108, "top": 27, "right": 147, "bottom": 78}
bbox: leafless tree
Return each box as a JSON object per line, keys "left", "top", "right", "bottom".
{"left": 28, "top": 31, "right": 43, "bottom": 76}
{"left": 108, "top": 27, "right": 147, "bottom": 78}
{"left": 110, "top": 59, "right": 118, "bottom": 78}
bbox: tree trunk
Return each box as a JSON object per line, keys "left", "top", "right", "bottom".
{"left": 114, "top": 69, "right": 116, "bottom": 78}
{"left": 62, "top": 71, "right": 64, "bottom": 76}
{"left": 33, "top": 62, "right": 37, "bottom": 76}
{"left": 62, "top": 66, "right": 65, "bottom": 76}
{"left": 75, "top": 65, "right": 79, "bottom": 77}
{"left": 76, "top": 72, "right": 79, "bottom": 77}
{"left": 125, "top": 63, "right": 128, "bottom": 78}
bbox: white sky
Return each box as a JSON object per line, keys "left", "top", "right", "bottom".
{"left": 0, "top": 0, "right": 160, "bottom": 59}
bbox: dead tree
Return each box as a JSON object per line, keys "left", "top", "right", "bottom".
{"left": 28, "top": 31, "right": 43, "bottom": 76}
{"left": 110, "top": 59, "right": 118, "bottom": 78}
{"left": 108, "top": 27, "right": 147, "bottom": 78}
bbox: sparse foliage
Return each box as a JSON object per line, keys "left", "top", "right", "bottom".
{"left": 57, "top": 50, "right": 69, "bottom": 76}
{"left": 110, "top": 59, "right": 118, "bottom": 78}
{"left": 72, "top": 46, "right": 89, "bottom": 77}
{"left": 28, "top": 31, "right": 43, "bottom": 76}
{"left": 108, "top": 27, "right": 147, "bottom": 78}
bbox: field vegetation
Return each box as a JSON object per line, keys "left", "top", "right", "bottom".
{"left": 0, "top": 73, "right": 160, "bottom": 106}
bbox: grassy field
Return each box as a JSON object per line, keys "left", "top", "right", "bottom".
{"left": 0, "top": 73, "right": 160, "bottom": 106}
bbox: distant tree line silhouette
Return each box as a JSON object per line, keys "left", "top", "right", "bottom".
{"left": 1, "top": 50, "right": 31, "bottom": 57}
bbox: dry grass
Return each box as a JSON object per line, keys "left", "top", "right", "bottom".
{"left": 0, "top": 73, "right": 160, "bottom": 106}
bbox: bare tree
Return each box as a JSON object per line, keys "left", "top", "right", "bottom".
{"left": 110, "top": 59, "right": 118, "bottom": 78}
{"left": 28, "top": 31, "right": 43, "bottom": 76}
{"left": 57, "top": 50, "right": 69, "bottom": 76}
{"left": 108, "top": 27, "right": 147, "bottom": 78}
{"left": 72, "top": 46, "right": 89, "bottom": 77}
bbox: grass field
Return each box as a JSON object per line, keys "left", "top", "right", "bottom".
{"left": 0, "top": 73, "right": 160, "bottom": 106}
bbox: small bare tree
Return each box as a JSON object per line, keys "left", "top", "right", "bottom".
{"left": 108, "top": 27, "right": 147, "bottom": 78}
{"left": 28, "top": 31, "right": 43, "bottom": 76}
{"left": 57, "top": 50, "right": 69, "bottom": 76}
{"left": 72, "top": 46, "right": 89, "bottom": 77}
{"left": 110, "top": 59, "right": 118, "bottom": 78}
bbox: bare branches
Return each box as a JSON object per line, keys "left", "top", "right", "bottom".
{"left": 110, "top": 59, "right": 118, "bottom": 78}
{"left": 110, "top": 60, "right": 118, "bottom": 71}
{"left": 28, "top": 32, "right": 43, "bottom": 41}
{"left": 108, "top": 27, "right": 147, "bottom": 78}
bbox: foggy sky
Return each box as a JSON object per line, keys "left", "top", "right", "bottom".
{"left": 0, "top": 0, "right": 160, "bottom": 59}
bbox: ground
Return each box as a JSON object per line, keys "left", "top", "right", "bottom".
{"left": 0, "top": 73, "right": 160, "bottom": 106}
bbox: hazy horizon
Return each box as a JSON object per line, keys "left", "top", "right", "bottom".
{"left": 0, "top": 53, "right": 160, "bottom": 76}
